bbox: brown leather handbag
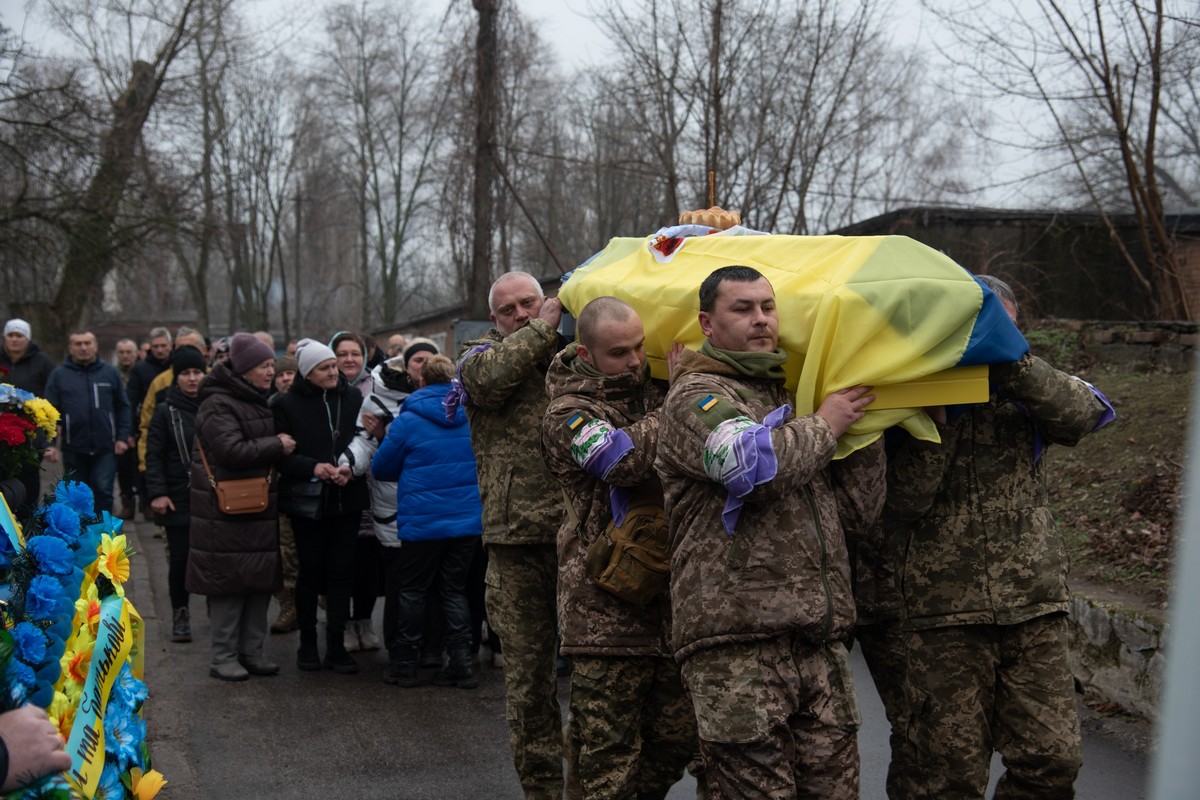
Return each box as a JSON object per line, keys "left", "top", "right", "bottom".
{"left": 197, "top": 440, "right": 271, "bottom": 515}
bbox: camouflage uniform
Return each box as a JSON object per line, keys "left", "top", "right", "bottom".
{"left": 542, "top": 348, "right": 697, "bottom": 799}
{"left": 851, "top": 463, "right": 919, "bottom": 800}
{"left": 886, "top": 353, "right": 1112, "bottom": 799}
{"left": 655, "top": 347, "right": 884, "bottom": 799}
{"left": 459, "top": 318, "right": 566, "bottom": 800}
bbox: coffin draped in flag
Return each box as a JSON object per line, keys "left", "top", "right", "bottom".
{"left": 558, "top": 229, "right": 1028, "bottom": 457}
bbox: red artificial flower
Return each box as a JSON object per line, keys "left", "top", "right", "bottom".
{"left": 0, "top": 365, "right": 8, "bottom": 377}
{"left": 0, "top": 412, "right": 35, "bottom": 445}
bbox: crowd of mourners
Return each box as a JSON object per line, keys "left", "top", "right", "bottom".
{"left": 0, "top": 264, "right": 1114, "bottom": 799}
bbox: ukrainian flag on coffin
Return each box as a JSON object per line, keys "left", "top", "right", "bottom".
{"left": 558, "top": 232, "right": 1028, "bottom": 457}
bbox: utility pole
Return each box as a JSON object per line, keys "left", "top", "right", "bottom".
{"left": 469, "top": 0, "right": 499, "bottom": 319}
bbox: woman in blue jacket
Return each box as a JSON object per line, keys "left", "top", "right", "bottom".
{"left": 372, "top": 355, "right": 482, "bottom": 689}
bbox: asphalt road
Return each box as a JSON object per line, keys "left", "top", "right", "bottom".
{"left": 125, "top": 517, "right": 1149, "bottom": 799}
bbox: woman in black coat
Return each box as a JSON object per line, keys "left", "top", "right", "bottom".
{"left": 144, "top": 345, "right": 206, "bottom": 643}
{"left": 188, "top": 334, "right": 295, "bottom": 682}
{"left": 272, "top": 338, "right": 369, "bottom": 674}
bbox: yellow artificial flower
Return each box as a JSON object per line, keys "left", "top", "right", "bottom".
{"left": 97, "top": 533, "right": 131, "bottom": 589}
{"left": 129, "top": 767, "right": 167, "bottom": 799}
{"left": 61, "top": 641, "right": 94, "bottom": 685}
{"left": 23, "top": 397, "right": 60, "bottom": 437}
{"left": 49, "top": 691, "right": 76, "bottom": 740}
{"left": 74, "top": 583, "right": 103, "bottom": 635}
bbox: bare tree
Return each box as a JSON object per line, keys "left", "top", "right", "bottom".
{"left": 924, "top": 0, "right": 1198, "bottom": 320}
{"left": 5, "top": 0, "right": 199, "bottom": 356}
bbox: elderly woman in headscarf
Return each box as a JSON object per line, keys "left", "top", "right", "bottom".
{"left": 273, "top": 338, "right": 369, "bottom": 674}
{"left": 188, "top": 333, "right": 295, "bottom": 681}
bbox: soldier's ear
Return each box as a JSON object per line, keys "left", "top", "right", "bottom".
{"left": 576, "top": 343, "right": 593, "bottom": 366}
{"left": 698, "top": 311, "right": 714, "bottom": 338}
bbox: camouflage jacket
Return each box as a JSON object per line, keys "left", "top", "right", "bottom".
{"left": 655, "top": 347, "right": 884, "bottom": 662}
{"left": 459, "top": 319, "right": 565, "bottom": 546}
{"left": 886, "top": 353, "right": 1110, "bottom": 630}
{"left": 542, "top": 347, "right": 671, "bottom": 657}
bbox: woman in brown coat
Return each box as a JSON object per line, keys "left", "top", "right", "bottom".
{"left": 187, "top": 333, "right": 296, "bottom": 681}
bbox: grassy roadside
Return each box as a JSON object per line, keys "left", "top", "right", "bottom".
{"left": 1029, "top": 328, "right": 1190, "bottom": 607}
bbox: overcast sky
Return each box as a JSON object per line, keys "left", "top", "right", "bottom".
{"left": 1, "top": 0, "right": 943, "bottom": 69}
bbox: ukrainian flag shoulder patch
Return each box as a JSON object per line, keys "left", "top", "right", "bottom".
{"left": 566, "top": 412, "right": 586, "bottom": 431}
{"left": 698, "top": 395, "right": 719, "bottom": 412}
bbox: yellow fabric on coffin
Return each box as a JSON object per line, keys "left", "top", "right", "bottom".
{"left": 560, "top": 233, "right": 990, "bottom": 457}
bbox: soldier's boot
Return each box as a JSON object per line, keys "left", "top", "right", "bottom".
{"left": 383, "top": 646, "right": 421, "bottom": 688}
{"left": 270, "top": 590, "right": 297, "bottom": 634}
{"left": 431, "top": 644, "right": 478, "bottom": 689}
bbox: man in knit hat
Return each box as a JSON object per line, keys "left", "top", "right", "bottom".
{"left": 0, "top": 318, "right": 56, "bottom": 521}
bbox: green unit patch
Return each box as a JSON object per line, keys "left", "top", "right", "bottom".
{"left": 688, "top": 393, "right": 743, "bottom": 431}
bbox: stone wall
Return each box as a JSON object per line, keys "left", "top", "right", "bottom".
{"left": 1068, "top": 587, "right": 1166, "bottom": 721}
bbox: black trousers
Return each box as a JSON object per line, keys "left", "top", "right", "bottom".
{"left": 291, "top": 513, "right": 359, "bottom": 639}
{"left": 391, "top": 536, "right": 477, "bottom": 655}
{"left": 165, "top": 524, "right": 190, "bottom": 609}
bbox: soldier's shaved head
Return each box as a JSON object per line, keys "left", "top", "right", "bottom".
{"left": 577, "top": 296, "right": 636, "bottom": 351}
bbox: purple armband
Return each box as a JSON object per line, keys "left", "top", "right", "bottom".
{"left": 443, "top": 344, "right": 492, "bottom": 421}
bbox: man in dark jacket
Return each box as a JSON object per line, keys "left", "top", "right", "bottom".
{"left": 0, "top": 318, "right": 55, "bottom": 521}
{"left": 44, "top": 331, "right": 132, "bottom": 515}
{"left": 125, "top": 326, "right": 172, "bottom": 519}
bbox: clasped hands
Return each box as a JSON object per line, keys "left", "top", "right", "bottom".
{"left": 313, "top": 462, "right": 352, "bottom": 486}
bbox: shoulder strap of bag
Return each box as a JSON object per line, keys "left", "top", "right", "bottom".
{"left": 196, "top": 437, "right": 273, "bottom": 489}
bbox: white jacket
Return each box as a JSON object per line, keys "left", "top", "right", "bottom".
{"left": 344, "top": 358, "right": 412, "bottom": 548}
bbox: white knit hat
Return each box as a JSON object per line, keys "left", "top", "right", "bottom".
{"left": 296, "top": 337, "right": 337, "bottom": 378}
{"left": 3, "top": 319, "right": 31, "bottom": 339}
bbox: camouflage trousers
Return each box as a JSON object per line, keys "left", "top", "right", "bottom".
{"left": 681, "top": 634, "right": 861, "bottom": 800}
{"left": 904, "top": 614, "right": 1082, "bottom": 800}
{"left": 567, "top": 655, "right": 698, "bottom": 800}
{"left": 485, "top": 543, "right": 564, "bottom": 800}
{"left": 278, "top": 514, "right": 298, "bottom": 590}
{"left": 856, "top": 622, "right": 920, "bottom": 800}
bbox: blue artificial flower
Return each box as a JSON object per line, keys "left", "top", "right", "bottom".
{"left": 113, "top": 663, "right": 148, "bottom": 710}
{"left": 94, "top": 760, "right": 125, "bottom": 800}
{"left": 54, "top": 480, "right": 94, "bottom": 516}
{"left": 43, "top": 631, "right": 65, "bottom": 666}
{"left": 11, "top": 621, "right": 46, "bottom": 665}
{"left": 104, "top": 702, "right": 145, "bottom": 771}
{"left": 37, "top": 503, "right": 81, "bottom": 544}
{"left": 5, "top": 656, "right": 35, "bottom": 704}
{"left": 26, "top": 534, "right": 74, "bottom": 577}
{"left": 0, "top": 384, "right": 34, "bottom": 404}
{"left": 74, "top": 528, "right": 102, "bottom": 569}
{"left": 25, "top": 574, "right": 68, "bottom": 621}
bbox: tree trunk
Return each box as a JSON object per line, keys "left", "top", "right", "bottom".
{"left": 41, "top": 60, "right": 158, "bottom": 357}
{"left": 469, "top": 0, "right": 498, "bottom": 319}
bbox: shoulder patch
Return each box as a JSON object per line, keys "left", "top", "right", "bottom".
{"left": 688, "top": 393, "right": 743, "bottom": 430}
{"left": 566, "top": 411, "right": 589, "bottom": 431}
